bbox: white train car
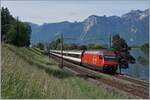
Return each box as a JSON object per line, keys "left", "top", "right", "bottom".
{"left": 50, "top": 50, "right": 82, "bottom": 63}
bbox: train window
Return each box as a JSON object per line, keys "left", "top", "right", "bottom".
{"left": 104, "top": 56, "right": 116, "bottom": 60}
{"left": 64, "top": 53, "right": 80, "bottom": 58}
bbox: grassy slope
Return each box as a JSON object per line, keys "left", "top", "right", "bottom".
{"left": 2, "top": 44, "right": 125, "bottom": 99}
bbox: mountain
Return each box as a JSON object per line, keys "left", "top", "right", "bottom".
{"left": 30, "top": 9, "right": 149, "bottom": 45}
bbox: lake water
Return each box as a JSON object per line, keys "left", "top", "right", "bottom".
{"left": 118, "top": 49, "right": 149, "bottom": 81}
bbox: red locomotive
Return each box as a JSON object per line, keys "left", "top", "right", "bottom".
{"left": 81, "top": 51, "right": 118, "bottom": 73}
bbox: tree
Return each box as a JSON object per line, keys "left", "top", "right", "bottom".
{"left": 5, "top": 24, "right": 16, "bottom": 44}
{"left": 87, "top": 44, "right": 95, "bottom": 49}
{"left": 94, "top": 44, "right": 104, "bottom": 49}
{"left": 112, "top": 34, "right": 135, "bottom": 69}
{"left": 87, "top": 43, "right": 105, "bottom": 50}
{"left": 36, "top": 42, "right": 44, "bottom": 50}
{"left": 1, "top": 7, "right": 31, "bottom": 47}
{"left": 1, "top": 7, "right": 15, "bottom": 41}
{"left": 141, "top": 43, "right": 149, "bottom": 55}
{"left": 69, "top": 44, "right": 78, "bottom": 50}
{"left": 78, "top": 45, "right": 87, "bottom": 50}
{"left": 48, "top": 38, "right": 61, "bottom": 50}
{"left": 5, "top": 21, "right": 31, "bottom": 47}
{"left": 24, "top": 23, "right": 32, "bottom": 46}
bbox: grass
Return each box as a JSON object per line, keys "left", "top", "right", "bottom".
{"left": 1, "top": 44, "right": 126, "bottom": 99}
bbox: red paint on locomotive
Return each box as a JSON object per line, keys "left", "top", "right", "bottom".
{"left": 81, "top": 51, "right": 118, "bottom": 68}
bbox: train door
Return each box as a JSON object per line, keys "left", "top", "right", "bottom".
{"left": 92, "top": 54, "right": 97, "bottom": 65}
{"left": 99, "top": 55, "right": 104, "bottom": 66}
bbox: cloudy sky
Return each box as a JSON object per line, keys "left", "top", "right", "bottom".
{"left": 2, "top": 0, "right": 149, "bottom": 25}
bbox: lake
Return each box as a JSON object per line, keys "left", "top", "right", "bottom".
{"left": 118, "top": 48, "right": 149, "bottom": 81}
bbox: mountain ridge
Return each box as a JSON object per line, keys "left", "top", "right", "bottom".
{"left": 29, "top": 9, "right": 149, "bottom": 45}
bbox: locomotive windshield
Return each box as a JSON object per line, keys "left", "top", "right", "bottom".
{"left": 104, "top": 55, "right": 116, "bottom": 60}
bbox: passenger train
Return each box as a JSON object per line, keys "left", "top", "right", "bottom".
{"left": 50, "top": 50, "right": 118, "bottom": 73}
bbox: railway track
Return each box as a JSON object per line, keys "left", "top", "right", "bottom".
{"left": 50, "top": 53, "right": 149, "bottom": 99}
{"left": 114, "top": 74, "right": 149, "bottom": 87}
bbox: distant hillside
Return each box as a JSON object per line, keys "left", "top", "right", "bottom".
{"left": 29, "top": 9, "right": 149, "bottom": 45}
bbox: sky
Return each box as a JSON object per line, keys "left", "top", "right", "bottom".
{"left": 2, "top": 0, "right": 149, "bottom": 25}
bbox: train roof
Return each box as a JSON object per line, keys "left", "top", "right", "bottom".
{"left": 50, "top": 49, "right": 114, "bottom": 55}
{"left": 50, "top": 50, "right": 82, "bottom": 55}
{"left": 85, "top": 50, "right": 114, "bottom": 54}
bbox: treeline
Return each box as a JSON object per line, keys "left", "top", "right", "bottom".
{"left": 1, "top": 7, "right": 31, "bottom": 47}
{"left": 140, "top": 43, "right": 149, "bottom": 55}
{"left": 34, "top": 38, "right": 107, "bottom": 50}
{"left": 48, "top": 39, "right": 87, "bottom": 50}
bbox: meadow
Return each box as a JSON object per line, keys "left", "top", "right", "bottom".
{"left": 1, "top": 44, "right": 125, "bottom": 99}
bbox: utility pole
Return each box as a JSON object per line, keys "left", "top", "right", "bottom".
{"left": 60, "top": 33, "right": 63, "bottom": 68}
{"left": 109, "top": 33, "right": 111, "bottom": 48}
{"left": 49, "top": 49, "right": 51, "bottom": 59}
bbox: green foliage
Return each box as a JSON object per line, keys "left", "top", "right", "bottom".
{"left": 140, "top": 43, "right": 149, "bottom": 55}
{"left": 48, "top": 39, "right": 61, "bottom": 50}
{"left": 112, "top": 34, "right": 131, "bottom": 51}
{"left": 112, "top": 34, "right": 135, "bottom": 68}
{"left": 36, "top": 42, "right": 44, "bottom": 50}
{"left": 1, "top": 7, "right": 15, "bottom": 41}
{"left": 78, "top": 45, "right": 87, "bottom": 50}
{"left": 5, "top": 25, "right": 16, "bottom": 44}
{"left": 6, "top": 22, "right": 31, "bottom": 47}
{"left": 66, "top": 43, "right": 78, "bottom": 50}
{"left": 1, "top": 7, "right": 31, "bottom": 47}
{"left": 130, "top": 45, "right": 140, "bottom": 48}
{"left": 87, "top": 44, "right": 105, "bottom": 50}
{"left": 48, "top": 39, "right": 78, "bottom": 50}
{"left": 48, "top": 39, "right": 106, "bottom": 50}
